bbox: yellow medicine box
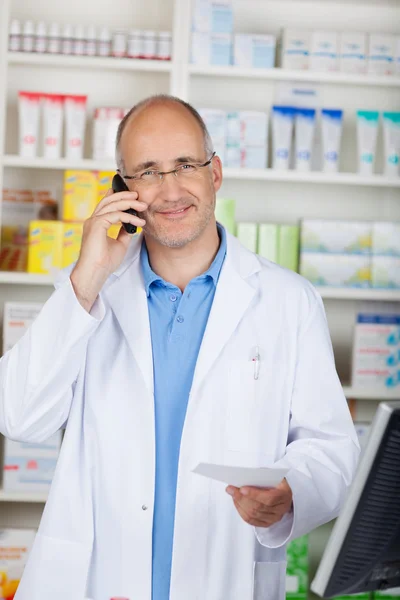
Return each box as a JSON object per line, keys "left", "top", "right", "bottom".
{"left": 62, "top": 222, "right": 83, "bottom": 268}
{"left": 63, "top": 170, "right": 98, "bottom": 222}
{"left": 96, "top": 171, "right": 121, "bottom": 239}
{"left": 27, "top": 221, "right": 63, "bottom": 274}
{"left": 97, "top": 171, "right": 114, "bottom": 203}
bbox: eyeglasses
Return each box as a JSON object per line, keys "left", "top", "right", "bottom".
{"left": 119, "top": 152, "right": 216, "bottom": 188}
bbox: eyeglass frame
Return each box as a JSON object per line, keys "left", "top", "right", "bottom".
{"left": 118, "top": 151, "right": 216, "bottom": 183}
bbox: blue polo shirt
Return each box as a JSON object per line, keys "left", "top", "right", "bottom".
{"left": 140, "top": 225, "right": 227, "bottom": 600}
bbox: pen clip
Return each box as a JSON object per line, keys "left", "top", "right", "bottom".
{"left": 252, "top": 346, "right": 260, "bottom": 381}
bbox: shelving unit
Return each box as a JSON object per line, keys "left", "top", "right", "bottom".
{"left": 0, "top": 272, "right": 54, "bottom": 285}
{"left": 0, "top": 0, "right": 400, "bottom": 598}
{"left": 0, "top": 490, "right": 48, "bottom": 503}
{"left": 7, "top": 51, "right": 173, "bottom": 72}
{"left": 189, "top": 64, "right": 400, "bottom": 87}
{"left": 4, "top": 155, "right": 400, "bottom": 188}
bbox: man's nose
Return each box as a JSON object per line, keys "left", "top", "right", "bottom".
{"left": 158, "top": 171, "right": 185, "bottom": 201}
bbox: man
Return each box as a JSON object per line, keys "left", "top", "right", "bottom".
{"left": 2, "top": 95, "right": 359, "bottom": 600}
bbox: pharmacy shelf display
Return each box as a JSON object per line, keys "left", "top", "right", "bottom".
{"left": 1, "top": 1, "right": 400, "bottom": 591}
{"left": 1, "top": 271, "right": 400, "bottom": 304}
{"left": 3, "top": 156, "right": 400, "bottom": 188}
{"left": 189, "top": 64, "right": 400, "bottom": 87}
{"left": 8, "top": 51, "right": 173, "bottom": 73}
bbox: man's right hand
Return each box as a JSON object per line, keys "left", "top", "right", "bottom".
{"left": 70, "top": 189, "right": 147, "bottom": 313}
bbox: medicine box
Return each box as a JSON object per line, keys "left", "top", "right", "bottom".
{"left": 225, "top": 146, "right": 267, "bottom": 169}
{"left": 352, "top": 312, "right": 400, "bottom": 390}
{"left": 62, "top": 222, "right": 83, "bottom": 269}
{"left": 226, "top": 111, "right": 268, "bottom": 147}
{"left": 199, "top": 109, "right": 226, "bottom": 146}
{"left": 215, "top": 197, "right": 236, "bottom": 235}
{"left": 257, "top": 224, "right": 278, "bottom": 263}
{"left": 3, "top": 302, "right": 43, "bottom": 355}
{"left": 236, "top": 223, "right": 258, "bottom": 253}
{"left": 2, "top": 431, "right": 62, "bottom": 493}
{"left": 372, "top": 222, "right": 400, "bottom": 257}
{"left": 286, "top": 535, "right": 308, "bottom": 599}
{"left": 27, "top": 220, "right": 63, "bottom": 275}
{"left": 210, "top": 33, "right": 232, "bottom": 65}
{"left": 192, "top": 0, "right": 234, "bottom": 34}
{"left": 225, "top": 144, "right": 241, "bottom": 168}
{"left": 191, "top": 32, "right": 232, "bottom": 65}
{"left": 241, "top": 146, "right": 267, "bottom": 169}
{"left": 239, "top": 111, "right": 269, "bottom": 147}
{"left": 278, "top": 225, "right": 300, "bottom": 272}
{"left": 234, "top": 34, "right": 276, "bottom": 69}
{"left": 371, "top": 256, "right": 400, "bottom": 289}
{"left": 340, "top": 32, "right": 367, "bottom": 74}
{"left": 368, "top": 33, "right": 395, "bottom": 76}
{"left": 63, "top": 170, "right": 98, "bottom": 222}
{"left": 300, "top": 253, "right": 371, "bottom": 287}
{"left": 96, "top": 171, "right": 122, "bottom": 239}
{"left": 301, "top": 220, "right": 372, "bottom": 255}
{"left": 0, "top": 529, "right": 36, "bottom": 600}
{"left": 310, "top": 31, "right": 339, "bottom": 72}
{"left": 281, "top": 29, "right": 310, "bottom": 71}
{"left": 97, "top": 170, "right": 114, "bottom": 203}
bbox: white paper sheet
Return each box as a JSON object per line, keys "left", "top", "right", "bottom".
{"left": 192, "top": 462, "right": 289, "bottom": 488}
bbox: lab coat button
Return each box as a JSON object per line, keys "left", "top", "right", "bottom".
{"left": 142, "top": 505, "right": 148, "bottom": 511}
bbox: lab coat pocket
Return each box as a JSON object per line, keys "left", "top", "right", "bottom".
{"left": 253, "top": 561, "right": 287, "bottom": 600}
{"left": 15, "top": 533, "right": 92, "bottom": 600}
{"left": 225, "top": 360, "right": 270, "bottom": 456}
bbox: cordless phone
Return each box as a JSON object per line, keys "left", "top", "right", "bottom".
{"left": 111, "top": 173, "right": 138, "bottom": 235}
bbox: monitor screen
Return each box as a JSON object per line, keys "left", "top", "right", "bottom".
{"left": 311, "top": 401, "right": 400, "bottom": 598}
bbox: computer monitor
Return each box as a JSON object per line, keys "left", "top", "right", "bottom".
{"left": 311, "top": 401, "right": 400, "bottom": 598}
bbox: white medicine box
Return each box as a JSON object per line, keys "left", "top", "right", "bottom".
{"left": 310, "top": 31, "right": 339, "bottom": 72}
{"left": 2, "top": 431, "right": 62, "bottom": 493}
{"left": 340, "top": 32, "right": 367, "bottom": 74}
{"left": 281, "top": 29, "right": 311, "bottom": 70}
{"left": 234, "top": 34, "right": 276, "bottom": 69}
{"left": 3, "top": 302, "right": 43, "bottom": 355}
{"left": 368, "top": 33, "right": 395, "bottom": 76}
{"left": 192, "top": 0, "right": 234, "bottom": 34}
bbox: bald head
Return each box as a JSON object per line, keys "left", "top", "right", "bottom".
{"left": 115, "top": 95, "right": 214, "bottom": 172}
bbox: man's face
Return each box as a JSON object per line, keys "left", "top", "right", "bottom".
{"left": 119, "top": 103, "right": 222, "bottom": 248}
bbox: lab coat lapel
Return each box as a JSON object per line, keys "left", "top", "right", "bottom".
{"left": 190, "top": 234, "right": 261, "bottom": 398}
{"left": 104, "top": 234, "right": 154, "bottom": 396}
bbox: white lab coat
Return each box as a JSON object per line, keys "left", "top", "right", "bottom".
{"left": 0, "top": 231, "right": 359, "bottom": 600}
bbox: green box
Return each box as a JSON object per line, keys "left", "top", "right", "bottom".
{"left": 215, "top": 198, "right": 236, "bottom": 235}
{"left": 278, "top": 225, "right": 300, "bottom": 272}
{"left": 258, "top": 223, "right": 278, "bottom": 262}
{"left": 237, "top": 222, "right": 258, "bottom": 253}
{"left": 286, "top": 535, "right": 308, "bottom": 599}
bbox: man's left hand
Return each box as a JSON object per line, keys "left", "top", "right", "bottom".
{"left": 226, "top": 478, "right": 293, "bottom": 528}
